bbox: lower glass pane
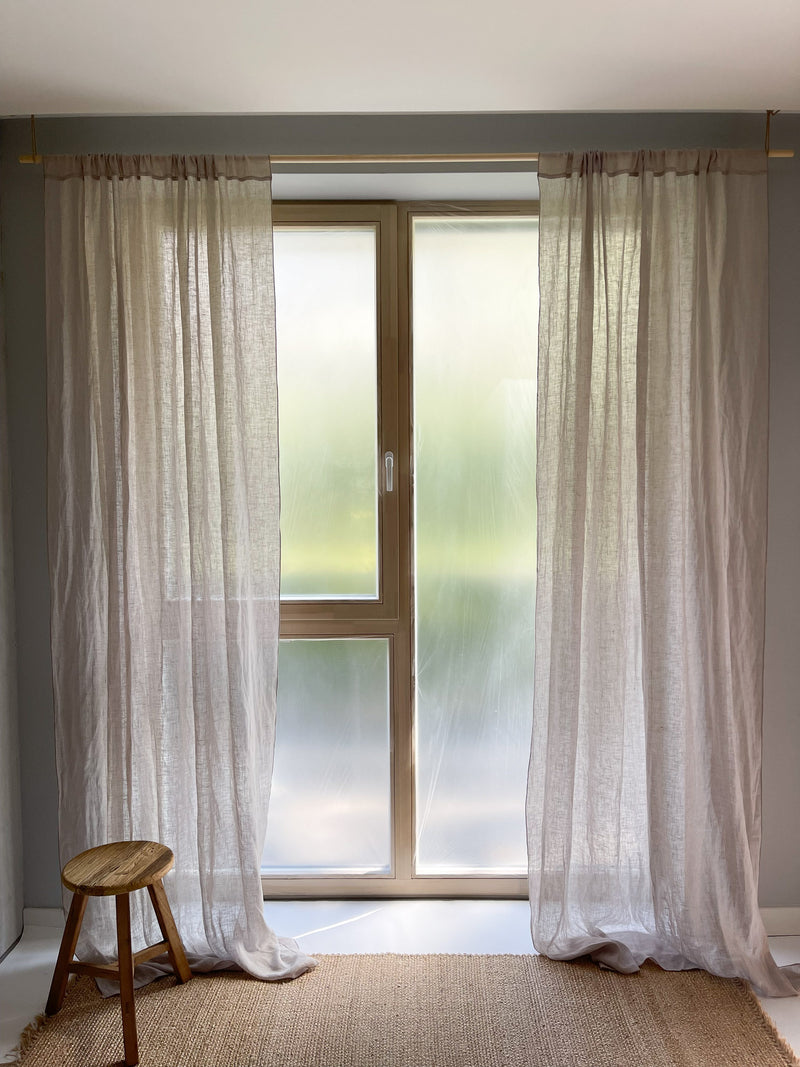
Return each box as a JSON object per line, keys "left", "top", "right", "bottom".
{"left": 262, "top": 638, "right": 392, "bottom": 875}
{"left": 413, "top": 217, "right": 538, "bottom": 875}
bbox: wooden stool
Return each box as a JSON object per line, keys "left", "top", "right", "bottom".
{"left": 46, "top": 840, "right": 192, "bottom": 1066}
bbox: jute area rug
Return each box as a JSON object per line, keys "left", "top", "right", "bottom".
{"left": 14, "top": 954, "right": 799, "bottom": 1067}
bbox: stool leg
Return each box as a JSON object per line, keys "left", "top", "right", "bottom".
{"left": 116, "top": 893, "right": 139, "bottom": 1067}
{"left": 147, "top": 879, "right": 192, "bottom": 983}
{"left": 46, "top": 892, "right": 88, "bottom": 1015}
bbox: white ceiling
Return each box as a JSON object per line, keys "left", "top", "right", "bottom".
{"left": 1, "top": 0, "right": 799, "bottom": 116}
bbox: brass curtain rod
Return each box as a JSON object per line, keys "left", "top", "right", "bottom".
{"left": 19, "top": 148, "right": 796, "bottom": 165}
{"left": 272, "top": 149, "right": 800, "bottom": 163}
{"left": 18, "top": 149, "right": 542, "bottom": 165}
{"left": 271, "top": 153, "right": 540, "bottom": 164}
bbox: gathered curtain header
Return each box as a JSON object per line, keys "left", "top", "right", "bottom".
{"left": 539, "top": 148, "right": 767, "bottom": 179}
{"left": 40, "top": 149, "right": 766, "bottom": 182}
{"left": 43, "top": 154, "right": 271, "bottom": 182}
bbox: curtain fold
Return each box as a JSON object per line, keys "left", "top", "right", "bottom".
{"left": 45, "top": 154, "right": 315, "bottom": 982}
{"left": 528, "top": 148, "right": 797, "bottom": 997}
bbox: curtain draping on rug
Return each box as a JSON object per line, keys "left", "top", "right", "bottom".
{"left": 528, "top": 148, "right": 798, "bottom": 998}
{"left": 44, "top": 154, "right": 315, "bottom": 982}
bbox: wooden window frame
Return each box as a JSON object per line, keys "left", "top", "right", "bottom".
{"left": 262, "top": 200, "right": 537, "bottom": 900}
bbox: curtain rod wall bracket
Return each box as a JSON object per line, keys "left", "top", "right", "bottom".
{"left": 766, "top": 109, "right": 778, "bottom": 155}
{"left": 19, "top": 114, "right": 42, "bottom": 164}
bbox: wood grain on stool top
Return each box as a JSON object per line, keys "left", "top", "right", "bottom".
{"left": 61, "top": 841, "right": 175, "bottom": 896}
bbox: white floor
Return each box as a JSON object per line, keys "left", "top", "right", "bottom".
{"left": 2, "top": 902, "right": 800, "bottom": 1063}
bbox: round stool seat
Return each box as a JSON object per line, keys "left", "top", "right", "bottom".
{"left": 61, "top": 840, "right": 175, "bottom": 897}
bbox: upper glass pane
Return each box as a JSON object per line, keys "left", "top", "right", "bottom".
{"left": 412, "top": 216, "right": 538, "bottom": 875}
{"left": 274, "top": 226, "right": 379, "bottom": 599}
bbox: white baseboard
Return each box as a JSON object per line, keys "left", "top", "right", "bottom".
{"left": 760, "top": 907, "right": 800, "bottom": 936}
{"left": 23, "top": 907, "right": 64, "bottom": 929}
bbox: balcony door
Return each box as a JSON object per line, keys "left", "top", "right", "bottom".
{"left": 262, "top": 201, "right": 538, "bottom": 897}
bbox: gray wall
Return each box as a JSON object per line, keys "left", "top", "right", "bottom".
{"left": 1, "top": 112, "right": 798, "bottom": 908}
{"left": 0, "top": 171, "right": 24, "bottom": 952}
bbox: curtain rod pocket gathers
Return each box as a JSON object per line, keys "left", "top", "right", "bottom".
{"left": 42, "top": 154, "right": 271, "bottom": 181}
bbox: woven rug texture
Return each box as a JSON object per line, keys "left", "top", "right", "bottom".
{"left": 13, "top": 953, "right": 799, "bottom": 1067}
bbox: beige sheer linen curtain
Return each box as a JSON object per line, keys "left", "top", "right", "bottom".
{"left": 45, "top": 155, "right": 314, "bottom": 982}
{"left": 528, "top": 149, "right": 799, "bottom": 998}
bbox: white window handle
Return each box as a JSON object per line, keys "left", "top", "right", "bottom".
{"left": 384, "top": 451, "right": 394, "bottom": 493}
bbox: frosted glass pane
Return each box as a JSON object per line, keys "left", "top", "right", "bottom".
{"left": 274, "top": 227, "right": 378, "bottom": 599}
{"left": 413, "top": 217, "right": 538, "bottom": 875}
{"left": 262, "top": 639, "right": 391, "bottom": 874}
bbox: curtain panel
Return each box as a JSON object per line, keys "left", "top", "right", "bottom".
{"left": 528, "top": 149, "right": 797, "bottom": 997}
{"left": 44, "top": 154, "right": 314, "bottom": 982}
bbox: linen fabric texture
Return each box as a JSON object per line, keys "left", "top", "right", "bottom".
{"left": 528, "top": 148, "right": 798, "bottom": 997}
{"left": 44, "top": 154, "right": 315, "bottom": 982}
